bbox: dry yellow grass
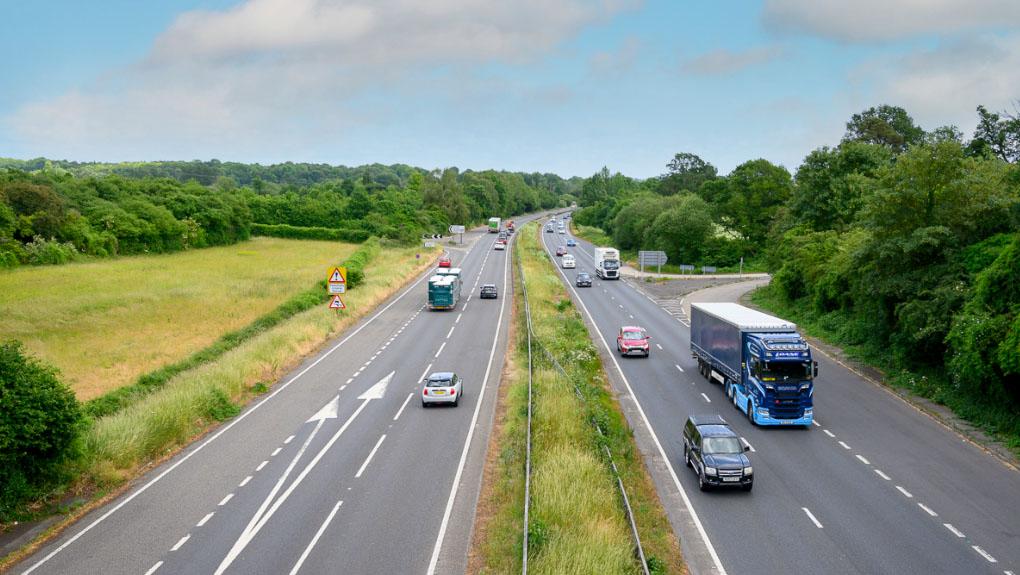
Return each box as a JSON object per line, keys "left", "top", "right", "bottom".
{"left": 0, "top": 237, "right": 357, "bottom": 400}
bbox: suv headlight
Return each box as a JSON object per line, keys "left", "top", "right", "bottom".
{"left": 704, "top": 467, "right": 717, "bottom": 476}
{"left": 743, "top": 466, "right": 753, "bottom": 476}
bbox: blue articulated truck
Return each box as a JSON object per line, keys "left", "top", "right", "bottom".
{"left": 690, "top": 302, "right": 817, "bottom": 426}
{"left": 428, "top": 268, "right": 461, "bottom": 310}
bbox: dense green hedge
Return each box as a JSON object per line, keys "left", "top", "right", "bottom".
{"left": 251, "top": 223, "right": 371, "bottom": 243}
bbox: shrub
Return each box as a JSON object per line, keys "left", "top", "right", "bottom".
{"left": 251, "top": 223, "right": 370, "bottom": 243}
{"left": 22, "top": 236, "right": 80, "bottom": 265}
{"left": 340, "top": 237, "right": 381, "bottom": 289}
{"left": 0, "top": 341, "right": 84, "bottom": 520}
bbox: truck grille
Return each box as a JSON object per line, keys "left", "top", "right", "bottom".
{"left": 769, "top": 390, "right": 807, "bottom": 419}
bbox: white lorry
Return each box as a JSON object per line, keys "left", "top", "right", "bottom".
{"left": 594, "top": 247, "right": 621, "bottom": 279}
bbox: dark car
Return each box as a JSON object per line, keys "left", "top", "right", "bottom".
{"left": 566, "top": 238, "right": 576, "bottom": 247}
{"left": 683, "top": 415, "right": 753, "bottom": 492}
{"left": 545, "top": 226, "right": 554, "bottom": 233}
{"left": 480, "top": 284, "right": 498, "bottom": 299}
{"left": 555, "top": 246, "right": 567, "bottom": 257}
{"left": 575, "top": 272, "right": 592, "bottom": 287}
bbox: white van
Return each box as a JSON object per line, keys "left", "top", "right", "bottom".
{"left": 561, "top": 254, "right": 576, "bottom": 269}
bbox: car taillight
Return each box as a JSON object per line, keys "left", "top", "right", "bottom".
{"left": 423, "top": 389, "right": 428, "bottom": 395}
{"left": 450, "top": 388, "right": 456, "bottom": 395}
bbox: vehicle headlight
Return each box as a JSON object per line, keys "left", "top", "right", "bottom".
{"left": 743, "top": 466, "right": 753, "bottom": 476}
{"left": 705, "top": 467, "right": 717, "bottom": 476}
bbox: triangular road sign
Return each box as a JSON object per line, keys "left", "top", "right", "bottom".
{"left": 328, "top": 267, "right": 346, "bottom": 284}
{"left": 328, "top": 295, "right": 346, "bottom": 309}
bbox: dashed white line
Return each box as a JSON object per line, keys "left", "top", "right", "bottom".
{"left": 656, "top": 344, "right": 663, "bottom": 350}
{"left": 288, "top": 500, "right": 343, "bottom": 575}
{"left": 256, "top": 460, "right": 268, "bottom": 472}
{"left": 197, "top": 512, "right": 214, "bottom": 527}
{"left": 456, "top": 313, "right": 462, "bottom": 324}
{"left": 144, "top": 561, "right": 163, "bottom": 575}
{"left": 895, "top": 485, "right": 913, "bottom": 498}
{"left": 973, "top": 546, "right": 997, "bottom": 563}
{"left": 918, "top": 503, "right": 937, "bottom": 517}
{"left": 812, "top": 420, "right": 820, "bottom": 427}
{"left": 700, "top": 393, "right": 711, "bottom": 403}
{"left": 271, "top": 447, "right": 282, "bottom": 457}
{"left": 741, "top": 437, "right": 756, "bottom": 452}
{"left": 239, "top": 476, "right": 252, "bottom": 487}
{"left": 394, "top": 392, "right": 414, "bottom": 421}
{"left": 355, "top": 435, "right": 387, "bottom": 478}
{"left": 345, "top": 378, "right": 354, "bottom": 385}
{"left": 371, "top": 353, "right": 379, "bottom": 361}
{"left": 418, "top": 363, "right": 434, "bottom": 381}
{"left": 171, "top": 534, "right": 190, "bottom": 551}
{"left": 944, "top": 523, "right": 966, "bottom": 538}
{"left": 434, "top": 342, "right": 446, "bottom": 358}
{"left": 218, "top": 494, "right": 234, "bottom": 506}
{"left": 284, "top": 435, "right": 295, "bottom": 444}
{"left": 675, "top": 364, "right": 684, "bottom": 373}
{"left": 823, "top": 429, "right": 835, "bottom": 438}
{"left": 855, "top": 454, "right": 870, "bottom": 465}
{"left": 802, "top": 507, "right": 823, "bottom": 528}
{"left": 618, "top": 304, "right": 624, "bottom": 309}
{"left": 446, "top": 326, "right": 455, "bottom": 339}
{"left": 874, "top": 469, "right": 891, "bottom": 481}
{"left": 629, "top": 314, "right": 634, "bottom": 319}
{"left": 838, "top": 441, "right": 851, "bottom": 450}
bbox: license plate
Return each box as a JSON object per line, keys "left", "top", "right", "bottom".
{"left": 780, "top": 420, "right": 795, "bottom": 425}
{"left": 433, "top": 390, "right": 445, "bottom": 395}
{"left": 722, "top": 476, "right": 739, "bottom": 482}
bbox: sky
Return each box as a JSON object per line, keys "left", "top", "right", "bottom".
{"left": 1, "top": 0, "right": 1019, "bottom": 178}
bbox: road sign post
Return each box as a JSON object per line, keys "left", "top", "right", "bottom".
{"left": 327, "top": 267, "right": 347, "bottom": 304}
{"left": 637, "top": 251, "right": 668, "bottom": 275}
{"left": 449, "top": 224, "right": 465, "bottom": 244}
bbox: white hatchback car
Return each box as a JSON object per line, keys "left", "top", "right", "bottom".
{"left": 422, "top": 372, "right": 463, "bottom": 407}
{"left": 561, "top": 254, "right": 575, "bottom": 269}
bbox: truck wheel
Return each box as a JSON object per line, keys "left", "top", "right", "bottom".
{"left": 747, "top": 399, "right": 756, "bottom": 426}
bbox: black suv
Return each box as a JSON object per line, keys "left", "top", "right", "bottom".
{"left": 683, "top": 415, "right": 753, "bottom": 492}
{"left": 575, "top": 272, "right": 592, "bottom": 287}
{"left": 480, "top": 284, "right": 498, "bottom": 299}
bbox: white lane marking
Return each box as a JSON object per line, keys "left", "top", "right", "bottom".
{"left": 418, "top": 363, "right": 434, "bottom": 382}
{"left": 239, "top": 476, "right": 252, "bottom": 487}
{"left": 371, "top": 353, "right": 379, "bottom": 361}
{"left": 285, "top": 435, "right": 295, "bottom": 444}
{"left": 895, "top": 485, "right": 913, "bottom": 498}
{"left": 973, "top": 546, "right": 998, "bottom": 563}
{"left": 462, "top": 303, "right": 468, "bottom": 311}
{"left": 874, "top": 469, "right": 891, "bottom": 481}
{"left": 944, "top": 523, "right": 966, "bottom": 538}
{"left": 197, "top": 512, "right": 214, "bottom": 527}
{"left": 446, "top": 326, "right": 455, "bottom": 339}
{"left": 339, "top": 385, "right": 347, "bottom": 392}
{"left": 675, "top": 364, "right": 684, "bottom": 373}
{"left": 629, "top": 314, "right": 634, "bottom": 319}
{"left": 144, "top": 561, "right": 163, "bottom": 575}
{"left": 355, "top": 435, "right": 387, "bottom": 478}
{"left": 838, "top": 440, "right": 851, "bottom": 450}
{"left": 427, "top": 235, "right": 513, "bottom": 575}
{"left": 741, "top": 437, "right": 755, "bottom": 452}
{"left": 288, "top": 500, "right": 343, "bottom": 575}
{"left": 434, "top": 342, "right": 447, "bottom": 358}
{"left": 656, "top": 344, "right": 662, "bottom": 350}
{"left": 618, "top": 304, "right": 624, "bottom": 309}
{"left": 218, "top": 494, "right": 234, "bottom": 506}
{"left": 466, "top": 295, "right": 472, "bottom": 302}
{"left": 802, "top": 507, "right": 823, "bottom": 529}
{"left": 1004, "top": 570, "right": 1014, "bottom": 574}
{"left": 271, "top": 447, "right": 282, "bottom": 457}
{"left": 823, "top": 429, "right": 835, "bottom": 438}
{"left": 812, "top": 420, "right": 820, "bottom": 427}
{"left": 456, "top": 313, "right": 462, "bottom": 324}
{"left": 700, "top": 393, "right": 711, "bottom": 403}
{"left": 394, "top": 392, "right": 414, "bottom": 421}
{"left": 855, "top": 454, "right": 870, "bottom": 465}
{"left": 918, "top": 503, "right": 938, "bottom": 517}
{"left": 256, "top": 460, "right": 268, "bottom": 472}
{"left": 345, "top": 377, "right": 354, "bottom": 384}
{"left": 356, "top": 367, "right": 365, "bottom": 375}
{"left": 171, "top": 534, "right": 191, "bottom": 551}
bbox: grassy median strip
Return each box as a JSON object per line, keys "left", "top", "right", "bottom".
{"left": 473, "top": 223, "right": 683, "bottom": 574}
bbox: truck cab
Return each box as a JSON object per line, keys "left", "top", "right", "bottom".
{"left": 733, "top": 333, "right": 815, "bottom": 425}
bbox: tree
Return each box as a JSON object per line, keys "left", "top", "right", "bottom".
{"left": 843, "top": 105, "right": 924, "bottom": 152}
{"left": 790, "top": 142, "right": 890, "bottom": 231}
{"left": 658, "top": 153, "right": 717, "bottom": 196}
{"left": 967, "top": 104, "right": 1020, "bottom": 163}
{"left": 644, "top": 194, "right": 713, "bottom": 264}
{"left": 722, "top": 159, "right": 792, "bottom": 245}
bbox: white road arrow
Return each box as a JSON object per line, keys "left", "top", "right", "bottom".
{"left": 215, "top": 375, "right": 393, "bottom": 575}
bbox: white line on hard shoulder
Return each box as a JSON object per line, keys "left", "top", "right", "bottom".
{"left": 973, "top": 546, "right": 998, "bottom": 563}
{"left": 875, "top": 469, "right": 891, "bottom": 481}
{"left": 802, "top": 507, "right": 823, "bottom": 528}
{"left": 218, "top": 493, "right": 234, "bottom": 506}
{"left": 434, "top": 342, "right": 446, "bottom": 358}
{"left": 289, "top": 500, "right": 343, "bottom": 575}
{"left": 271, "top": 447, "right": 282, "bottom": 457}
{"left": 144, "top": 561, "right": 163, "bottom": 575}
{"left": 285, "top": 435, "right": 295, "bottom": 444}
{"left": 918, "top": 502, "right": 937, "bottom": 517}
{"left": 446, "top": 326, "right": 455, "bottom": 339}
{"left": 944, "top": 523, "right": 966, "bottom": 538}
{"left": 239, "top": 476, "right": 252, "bottom": 487}
{"left": 171, "top": 534, "right": 190, "bottom": 551}
{"left": 394, "top": 393, "right": 414, "bottom": 421}
{"left": 355, "top": 435, "right": 387, "bottom": 478}
{"left": 701, "top": 393, "right": 711, "bottom": 403}
{"left": 823, "top": 429, "right": 835, "bottom": 438}
{"left": 838, "top": 440, "right": 851, "bottom": 450}
{"left": 895, "top": 485, "right": 913, "bottom": 498}
{"left": 855, "top": 454, "right": 870, "bottom": 465}
{"left": 197, "top": 512, "right": 214, "bottom": 527}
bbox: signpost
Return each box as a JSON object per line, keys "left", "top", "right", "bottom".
{"left": 678, "top": 264, "right": 695, "bottom": 274}
{"left": 327, "top": 267, "right": 347, "bottom": 312}
{"left": 638, "top": 250, "right": 668, "bottom": 274}
{"left": 701, "top": 266, "right": 717, "bottom": 274}
{"left": 448, "top": 224, "right": 465, "bottom": 244}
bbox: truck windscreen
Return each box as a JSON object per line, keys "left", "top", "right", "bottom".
{"left": 603, "top": 260, "right": 620, "bottom": 270}
{"left": 763, "top": 361, "right": 810, "bottom": 381}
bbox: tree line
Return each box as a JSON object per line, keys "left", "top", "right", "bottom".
{"left": 574, "top": 103, "right": 1020, "bottom": 438}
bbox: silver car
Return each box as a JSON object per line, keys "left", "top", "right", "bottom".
{"left": 421, "top": 371, "right": 463, "bottom": 407}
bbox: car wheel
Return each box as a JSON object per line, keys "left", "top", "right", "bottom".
{"left": 698, "top": 470, "right": 710, "bottom": 492}
{"left": 684, "top": 445, "right": 692, "bottom": 468}
{"left": 742, "top": 482, "right": 753, "bottom": 492}
{"left": 422, "top": 400, "right": 428, "bottom": 408}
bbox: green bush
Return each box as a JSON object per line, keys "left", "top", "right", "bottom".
{"left": 0, "top": 341, "right": 84, "bottom": 520}
{"left": 251, "top": 223, "right": 370, "bottom": 243}
{"left": 22, "top": 236, "right": 80, "bottom": 265}
{"left": 340, "top": 237, "right": 381, "bottom": 289}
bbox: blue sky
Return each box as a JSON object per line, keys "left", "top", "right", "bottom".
{"left": 2, "top": 0, "right": 1018, "bottom": 177}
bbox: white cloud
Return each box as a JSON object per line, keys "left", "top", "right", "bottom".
{"left": 6, "top": 0, "right": 637, "bottom": 161}
{"left": 763, "top": 0, "right": 1020, "bottom": 42}
{"left": 681, "top": 45, "right": 784, "bottom": 76}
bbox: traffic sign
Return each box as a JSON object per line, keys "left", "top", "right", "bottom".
{"left": 448, "top": 225, "right": 465, "bottom": 234}
{"left": 328, "top": 267, "right": 347, "bottom": 284}
{"left": 328, "top": 295, "right": 346, "bottom": 310}
{"left": 328, "top": 283, "right": 346, "bottom": 294}
{"left": 638, "top": 250, "right": 668, "bottom": 273}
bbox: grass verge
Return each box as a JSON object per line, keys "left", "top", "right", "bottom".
{"left": 472, "top": 222, "right": 683, "bottom": 574}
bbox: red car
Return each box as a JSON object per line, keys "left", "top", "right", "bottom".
{"left": 617, "top": 326, "right": 650, "bottom": 357}
{"left": 555, "top": 246, "right": 567, "bottom": 257}
{"left": 438, "top": 255, "right": 452, "bottom": 268}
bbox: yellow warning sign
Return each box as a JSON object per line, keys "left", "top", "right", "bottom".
{"left": 328, "top": 267, "right": 347, "bottom": 284}
{"left": 328, "top": 295, "right": 346, "bottom": 310}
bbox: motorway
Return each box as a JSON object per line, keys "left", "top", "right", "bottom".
{"left": 14, "top": 215, "right": 541, "bottom": 575}
{"left": 542, "top": 218, "right": 1020, "bottom": 575}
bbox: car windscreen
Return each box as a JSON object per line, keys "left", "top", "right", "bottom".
{"left": 427, "top": 378, "right": 453, "bottom": 387}
{"left": 622, "top": 331, "right": 644, "bottom": 340}
{"left": 578, "top": 274, "right": 589, "bottom": 280}
{"left": 703, "top": 436, "right": 742, "bottom": 454}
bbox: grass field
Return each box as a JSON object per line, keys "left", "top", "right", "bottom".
{"left": 472, "top": 222, "right": 683, "bottom": 574}
{"left": 0, "top": 237, "right": 357, "bottom": 400}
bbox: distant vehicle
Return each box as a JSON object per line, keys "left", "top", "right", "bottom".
{"left": 488, "top": 217, "right": 501, "bottom": 233}
{"left": 428, "top": 268, "right": 461, "bottom": 310}
{"left": 617, "top": 326, "right": 650, "bottom": 357}
{"left": 594, "top": 247, "right": 620, "bottom": 280}
{"left": 555, "top": 246, "right": 567, "bottom": 257}
{"left": 558, "top": 228, "right": 565, "bottom": 234}
{"left": 561, "top": 254, "right": 575, "bottom": 269}
{"left": 507, "top": 220, "right": 515, "bottom": 232}
{"left": 575, "top": 272, "right": 592, "bottom": 287}
{"left": 498, "top": 231, "right": 508, "bottom": 242}
{"left": 690, "top": 303, "right": 816, "bottom": 426}
{"left": 566, "top": 239, "right": 576, "bottom": 247}
{"left": 438, "top": 255, "right": 451, "bottom": 268}
{"left": 422, "top": 372, "right": 463, "bottom": 407}
{"left": 480, "top": 284, "right": 498, "bottom": 299}
{"left": 545, "top": 227, "right": 554, "bottom": 233}
{"left": 683, "top": 414, "right": 753, "bottom": 492}
{"left": 494, "top": 242, "right": 505, "bottom": 251}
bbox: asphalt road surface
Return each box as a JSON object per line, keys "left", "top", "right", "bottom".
{"left": 15, "top": 214, "right": 543, "bottom": 575}
{"left": 543, "top": 219, "right": 1020, "bottom": 575}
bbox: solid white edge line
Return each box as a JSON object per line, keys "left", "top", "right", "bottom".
{"left": 171, "top": 534, "right": 190, "bottom": 551}
{"left": 288, "top": 500, "right": 343, "bottom": 575}
{"left": 144, "top": 561, "right": 163, "bottom": 575}
{"left": 426, "top": 229, "right": 512, "bottom": 575}
{"left": 917, "top": 502, "right": 937, "bottom": 516}
{"left": 355, "top": 435, "right": 387, "bottom": 478}
{"left": 394, "top": 392, "right": 414, "bottom": 421}
{"left": 802, "top": 507, "right": 823, "bottom": 529}
{"left": 541, "top": 232, "right": 728, "bottom": 575}
{"left": 20, "top": 263, "right": 437, "bottom": 574}
{"left": 944, "top": 523, "right": 966, "bottom": 538}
